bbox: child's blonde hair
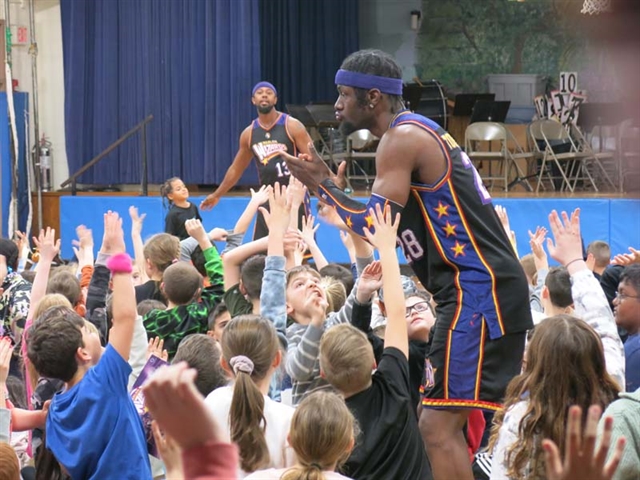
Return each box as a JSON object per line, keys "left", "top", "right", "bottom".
{"left": 143, "top": 233, "right": 180, "bottom": 273}
{"left": 320, "top": 276, "right": 347, "bottom": 313}
{"left": 281, "top": 391, "right": 357, "bottom": 480}
{"left": 221, "top": 314, "right": 280, "bottom": 473}
{"left": 319, "top": 324, "right": 374, "bottom": 394}
{"left": 33, "top": 294, "right": 73, "bottom": 323}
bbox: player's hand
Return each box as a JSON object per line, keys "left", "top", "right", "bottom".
{"left": 363, "top": 204, "right": 400, "bottom": 253}
{"left": 543, "top": 405, "right": 625, "bottom": 480}
{"left": 32, "top": 227, "right": 61, "bottom": 264}
{"left": 200, "top": 194, "right": 220, "bottom": 211}
{"left": 546, "top": 209, "right": 583, "bottom": 269}
{"left": 281, "top": 142, "right": 333, "bottom": 195}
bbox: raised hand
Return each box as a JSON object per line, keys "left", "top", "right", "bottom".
{"left": 546, "top": 209, "right": 583, "bottom": 268}
{"left": 143, "top": 362, "right": 223, "bottom": 452}
{"left": 102, "top": 211, "right": 126, "bottom": 254}
{"left": 129, "top": 206, "right": 147, "bottom": 236}
{"left": 258, "top": 182, "right": 291, "bottom": 235}
{"left": 207, "top": 227, "right": 228, "bottom": 242}
{"left": 13, "top": 230, "right": 29, "bottom": 256}
{"left": 152, "top": 421, "right": 183, "bottom": 480}
{"left": 32, "top": 227, "right": 61, "bottom": 264}
{"left": 528, "top": 226, "right": 548, "bottom": 271}
{"left": 249, "top": 184, "right": 272, "bottom": 206}
{"left": 147, "top": 337, "right": 168, "bottom": 362}
{"left": 543, "top": 405, "right": 625, "bottom": 480}
{"left": 495, "top": 205, "right": 512, "bottom": 236}
{"left": 300, "top": 215, "right": 320, "bottom": 247}
{"left": 363, "top": 204, "right": 401, "bottom": 252}
{"left": 611, "top": 246, "right": 640, "bottom": 266}
{"left": 317, "top": 202, "right": 349, "bottom": 231}
{"left": 0, "top": 337, "right": 13, "bottom": 385}
{"left": 185, "top": 218, "right": 208, "bottom": 244}
{"left": 357, "top": 261, "right": 383, "bottom": 302}
{"left": 287, "top": 176, "right": 307, "bottom": 210}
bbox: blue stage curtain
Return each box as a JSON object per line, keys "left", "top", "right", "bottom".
{"left": 258, "top": 0, "right": 359, "bottom": 108}
{"left": 60, "top": 0, "right": 261, "bottom": 186}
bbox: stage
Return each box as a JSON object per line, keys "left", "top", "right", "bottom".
{"left": 45, "top": 191, "right": 640, "bottom": 265}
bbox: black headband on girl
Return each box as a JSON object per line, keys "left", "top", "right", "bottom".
{"left": 334, "top": 69, "right": 403, "bottom": 95}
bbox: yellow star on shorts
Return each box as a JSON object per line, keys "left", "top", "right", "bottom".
{"left": 346, "top": 216, "right": 353, "bottom": 228}
{"left": 451, "top": 241, "right": 466, "bottom": 258}
{"left": 434, "top": 201, "right": 449, "bottom": 219}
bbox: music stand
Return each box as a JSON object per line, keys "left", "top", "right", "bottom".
{"left": 285, "top": 104, "right": 317, "bottom": 128}
{"left": 452, "top": 94, "right": 496, "bottom": 116}
{"left": 304, "top": 104, "right": 341, "bottom": 169}
{"left": 470, "top": 100, "right": 511, "bottom": 124}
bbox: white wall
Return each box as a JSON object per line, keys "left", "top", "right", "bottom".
{"left": 35, "top": 0, "right": 67, "bottom": 187}
{"left": 359, "top": 0, "right": 422, "bottom": 81}
{"left": 0, "top": 0, "right": 67, "bottom": 190}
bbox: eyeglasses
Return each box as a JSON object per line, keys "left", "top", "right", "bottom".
{"left": 615, "top": 291, "right": 640, "bottom": 301}
{"left": 405, "top": 301, "right": 431, "bottom": 317}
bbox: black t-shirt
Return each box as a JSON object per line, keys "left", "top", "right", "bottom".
{"left": 342, "top": 347, "right": 432, "bottom": 480}
{"left": 135, "top": 279, "right": 165, "bottom": 305}
{"left": 164, "top": 203, "right": 202, "bottom": 240}
{"left": 223, "top": 284, "right": 253, "bottom": 318}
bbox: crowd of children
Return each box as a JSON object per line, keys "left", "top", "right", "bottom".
{"left": 0, "top": 175, "right": 638, "bottom": 480}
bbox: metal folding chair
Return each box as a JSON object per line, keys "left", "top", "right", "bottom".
{"left": 464, "top": 122, "right": 511, "bottom": 191}
{"left": 568, "top": 124, "right": 617, "bottom": 191}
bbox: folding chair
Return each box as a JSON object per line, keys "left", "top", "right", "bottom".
{"left": 464, "top": 122, "right": 510, "bottom": 191}
{"left": 568, "top": 124, "right": 617, "bottom": 192}
{"left": 618, "top": 119, "right": 640, "bottom": 192}
{"left": 531, "top": 119, "right": 591, "bottom": 193}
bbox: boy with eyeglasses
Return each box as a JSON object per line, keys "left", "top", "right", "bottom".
{"left": 350, "top": 273, "right": 435, "bottom": 413}
{"left": 613, "top": 264, "right": 640, "bottom": 392}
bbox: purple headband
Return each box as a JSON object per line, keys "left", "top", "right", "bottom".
{"left": 335, "top": 69, "right": 403, "bottom": 95}
{"left": 252, "top": 81, "right": 277, "bottom": 97}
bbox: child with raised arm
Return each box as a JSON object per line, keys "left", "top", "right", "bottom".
{"left": 143, "top": 218, "right": 224, "bottom": 358}
{"left": 319, "top": 204, "right": 431, "bottom": 480}
{"left": 27, "top": 212, "right": 152, "bottom": 479}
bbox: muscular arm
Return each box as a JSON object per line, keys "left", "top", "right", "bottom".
{"left": 288, "top": 117, "right": 314, "bottom": 156}
{"left": 201, "top": 127, "right": 254, "bottom": 208}
{"left": 319, "top": 126, "right": 417, "bottom": 237}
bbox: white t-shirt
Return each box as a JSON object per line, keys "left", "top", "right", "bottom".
{"left": 245, "top": 468, "right": 353, "bottom": 480}
{"left": 205, "top": 385, "right": 296, "bottom": 478}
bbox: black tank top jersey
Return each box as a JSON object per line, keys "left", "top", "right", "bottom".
{"left": 249, "top": 113, "right": 297, "bottom": 187}
{"left": 390, "top": 110, "right": 533, "bottom": 338}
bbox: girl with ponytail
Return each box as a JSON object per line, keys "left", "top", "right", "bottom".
{"left": 204, "top": 314, "right": 295, "bottom": 477}
{"left": 245, "top": 390, "right": 357, "bottom": 480}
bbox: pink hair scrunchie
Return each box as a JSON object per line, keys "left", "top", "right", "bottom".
{"left": 106, "top": 253, "right": 133, "bottom": 274}
{"left": 229, "top": 355, "right": 254, "bottom": 375}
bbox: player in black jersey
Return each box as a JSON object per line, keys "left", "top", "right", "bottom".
{"left": 283, "top": 50, "right": 533, "bottom": 480}
{"left": 201, "top": 81, "right": 313, "bottom": 239}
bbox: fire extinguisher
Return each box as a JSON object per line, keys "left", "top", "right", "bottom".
{"left": 39, "top": 135, "right": 52, "bottom": 192}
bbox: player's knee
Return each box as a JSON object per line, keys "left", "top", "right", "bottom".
{"left": 419, "top": 408, "right": 464, "bottom": 448}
